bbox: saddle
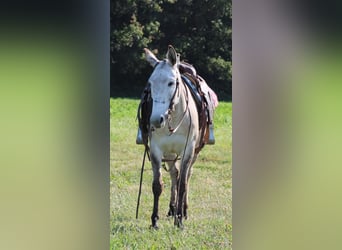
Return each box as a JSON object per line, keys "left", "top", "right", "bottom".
{"left": 178, "top": 62, "right": 215, "bottom": 127}
{"left": 178, "top": 62, "right": 215, "bottom": 152}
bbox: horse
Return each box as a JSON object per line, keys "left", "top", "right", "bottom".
{"left": 141, "top": 45, "right": 212, "bottom": 229}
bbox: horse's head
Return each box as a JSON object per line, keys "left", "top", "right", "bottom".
{"left": 144, "top": 45, "right": 181, "bottom": 129}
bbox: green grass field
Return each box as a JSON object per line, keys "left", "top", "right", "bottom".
{"left": 110, "top": 98, "right": 232, "bottom": 249}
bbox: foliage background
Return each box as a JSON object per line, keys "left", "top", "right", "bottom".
{"left": 111, "top": 0, "right": 232, "bottom": 100}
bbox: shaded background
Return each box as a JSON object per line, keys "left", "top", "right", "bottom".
{"left": 111, "top": 0, "right": 232, "bottom": 101}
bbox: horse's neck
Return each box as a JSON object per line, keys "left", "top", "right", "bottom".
{"left": 173, "top": 77, "right": 188, "bottom": 118}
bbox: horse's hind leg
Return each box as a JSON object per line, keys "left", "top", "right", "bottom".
{"left": 183, "top": 155, "right": 196, "bottom": 219}
{"left": 167, "top": 162, "right": 179, "bottom": 217}
{"left": 151, "top": 154, "right": 163, "bottom": 229}
{"left": 183, "top": 165, "right": 193, "bottom": 219}
{"left": 174, "top": 154, "right": 193, "bottom": 228}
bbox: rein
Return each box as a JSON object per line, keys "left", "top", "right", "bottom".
{"left": 163, "top": 77, "right": 192, "bottom": 175}
{"left": 175, "top": 90, "right": 192, "bottom": 223}
{"left": 136, "top": 145, "right": 149, "bottom": 219}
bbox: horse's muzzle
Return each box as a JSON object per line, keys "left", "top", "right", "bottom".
{"left": 150, "top": 114, "right": 166, "bottom": 129}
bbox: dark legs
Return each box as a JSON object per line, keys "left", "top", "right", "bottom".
{"left": 151, "top": 152, "right": 195, "bottom": 229}
{"left": 151, "top": 154, "right": 163, "bottom": 229}
{"left": 184, "top": 155, "right": 196, "bottom": 219}
{"left": 183, "top": 166, "right": 193, "bottom": 219}
{"left": 168, "top": 163, "right": 178, "bottom": 217}
{"left": 174, "top": 155, "right": 193, "bottom": 228}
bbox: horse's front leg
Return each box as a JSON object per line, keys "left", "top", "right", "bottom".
{"left": 151, "top": 153, "right": 163, "bottom": 229}
{"left": 167, "top": 162, "right": 179, "bottom": 217}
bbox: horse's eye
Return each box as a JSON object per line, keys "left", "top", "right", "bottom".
{"left": 168, "top": 82, "right": 174, "bottom": 87}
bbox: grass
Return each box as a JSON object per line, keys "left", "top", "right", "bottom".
{"left": 110, "top": 98, "right": 232, "bottom": 249}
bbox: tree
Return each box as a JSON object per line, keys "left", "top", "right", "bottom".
{"left": 110, "top": 0, "right": 232, "bottom": 100}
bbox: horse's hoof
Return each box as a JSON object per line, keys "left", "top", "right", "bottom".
{"left": 168, "top": 205, "right": 175, "bottom": 217}
{"left": 174, "top": 216, "right": 184, "bottom": 229}
{"left": 151, "top": 215, "right": 159, "bottom": 229}
{"left": 176, "top": 221, "right": 184, "bottom": 230}
{"left": 150, "top": 224, "right": 159, "bottom": 230}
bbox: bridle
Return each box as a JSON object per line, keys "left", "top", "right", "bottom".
{"left": 150, "top": 61, "right": 190, "bottom": 136}
{"left": 166, "top": 74, "right": 190, "bottom": 135}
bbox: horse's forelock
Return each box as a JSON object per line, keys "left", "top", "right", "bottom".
{"left": 152, "top": 60, "right": 179, "bottom": 78}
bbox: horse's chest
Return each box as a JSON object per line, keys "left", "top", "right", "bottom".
{"left": 153, "top": 134, "right": 187, "bottom": 154}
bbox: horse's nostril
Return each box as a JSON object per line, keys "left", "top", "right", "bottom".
{"left": 160, "top": 116, "right": 164, "bottom": 124}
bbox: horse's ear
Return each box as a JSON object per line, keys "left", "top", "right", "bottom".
{"left": 144, "top": 48, "right": 159, "bottom": 67}
{"left": 166, "top": 45, "right": 178, "bottom": 66}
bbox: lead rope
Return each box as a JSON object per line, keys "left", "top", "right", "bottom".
{"left": 136, "top": 146, "right": 149, "bottom": 219}
{"left": 175, "top": 81, "right": 192, "bottom": 224}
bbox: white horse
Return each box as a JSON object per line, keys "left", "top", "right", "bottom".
{"left": 144, "top": 45, "right": 207, "bottom": 229}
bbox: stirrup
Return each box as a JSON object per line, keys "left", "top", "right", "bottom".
{"left": 208, "top": 124, "right": 215, "bottom": 145}
{"left": 136, "top": 127, "right": 143, "bottom": 144}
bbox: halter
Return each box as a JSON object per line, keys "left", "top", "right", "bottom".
{"left": 167, "top": 76, "right": 190, "bottom": 135}
{"left": 150, "top": 61, "right": 190, "bottom": 135}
